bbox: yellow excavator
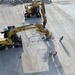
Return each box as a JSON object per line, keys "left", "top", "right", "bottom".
{"left": 0, "top": 23, "right": 51, "bottom": 50}
{"left": 24, "top": 0, "right": 47, "bottom": 28}
{"left": 24, "top": 0, "right": 45, "bottom": 19}
{"left": 40, "top": 0, "right": 47, "bottom": 28}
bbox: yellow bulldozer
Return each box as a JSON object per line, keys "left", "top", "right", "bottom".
{"left": 24, "top": 0, "right": 45, "bottom": 19}
{"left": 0, "top": 23, "right": 51, "bottom": 50}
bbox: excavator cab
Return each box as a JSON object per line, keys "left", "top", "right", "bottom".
{"left": 24, "top": 1, "right": 41, "bottom": 19}
{"left": 0, "top": 26, "right": 22, "bottom": 50}
{"left": 7, "top": 26, "right": 22, "bottom": 48}
{"left": 3, "top": 26, "right": 16, "bottom": 38}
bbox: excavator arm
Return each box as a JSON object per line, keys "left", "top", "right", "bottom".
{"left": 0, "top": 38, "right": 12, "bottom": 45}
{"left": 40, "top": 0, "right": 47, "bottom": 28}
{"left": 0, "top": 23, "right": 51, "bottom": 50}
{"left": 8, "top": 23, "right": 51, "bottom": 39}
{"left": 8, "top": 24, "right": 37, "bottom": 38}
{"left": 41, "top": 0, "right": 45, "bottom": 14}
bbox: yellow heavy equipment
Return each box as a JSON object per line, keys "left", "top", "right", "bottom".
{"left": 0, "top": 23, "right": 51, "bottom": 50}
{"left": 24, "top": 0, "right": 45, "bottom": 19}
{"left": 40, "top": 0, "right": 47, "bottom": 28}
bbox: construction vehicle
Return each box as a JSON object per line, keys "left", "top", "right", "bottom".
{"left": 40, "top": 0, "right": 47, "bottom": 28}
{"left": 0, "top": 23, "right": 51, "bottom": 50}
{"left": 24, "top": 0, "right": 45, "bottom": 19}
{"left": 24, "top": 0, "right": 47, "bottom": 28}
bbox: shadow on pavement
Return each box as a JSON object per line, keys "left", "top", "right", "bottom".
{"left": 48, "top": 56, "right": 65, "bottom": 75}
{"left": 61, "top": 42, "right": 70, "bottom": 57}
{"left": 44, "top": 0, "right": 52, "bottom": 4}
{"left": 23, "top": 18, "right": 42, "bottom": 25}
{"left": 24, "top": 71, "right": 48, "bottom": 75}
{"left": 43, "top": 39, "right": 55, "bottom": 62}
{"left": 0, "top": 47, "right": 24, "bottom": 75}
{"left": 43, "top": 39, "right": 65, "bottom": 75}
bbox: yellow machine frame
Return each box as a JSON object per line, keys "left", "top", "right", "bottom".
{"left": 0, "top": 23, "right": 51, "bottom": 46}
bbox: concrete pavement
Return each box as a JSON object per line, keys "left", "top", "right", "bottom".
{"left": 0, "top": 0, "right": 75, "bottom": 75}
